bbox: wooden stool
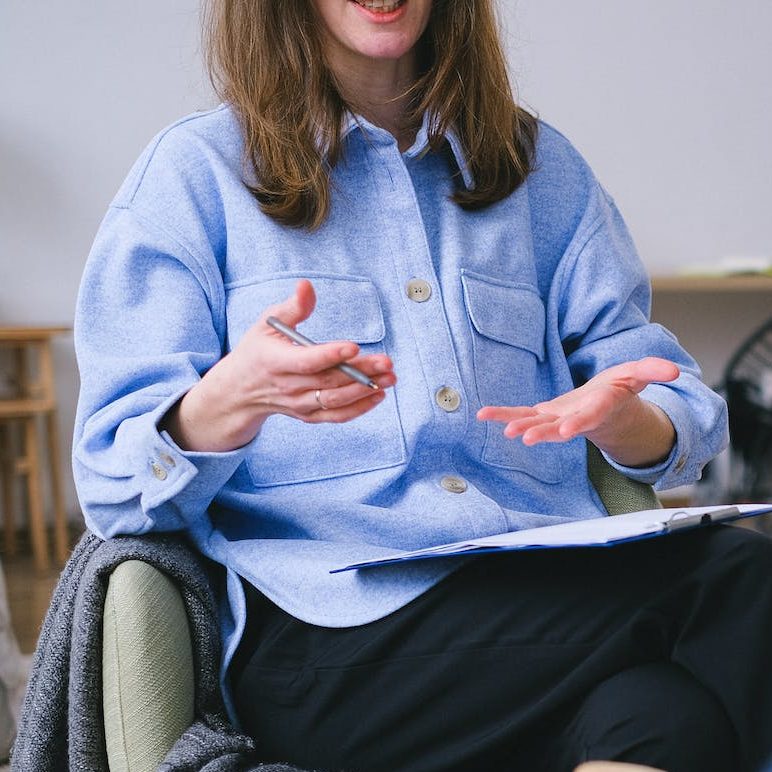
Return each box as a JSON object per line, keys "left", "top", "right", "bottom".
{"left": 0, "top": 327, "right": 70, "bottom": 571}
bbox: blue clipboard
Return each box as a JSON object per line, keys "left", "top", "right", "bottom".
{"left": 330, "top": 503, "right": 772, "bottom": 573}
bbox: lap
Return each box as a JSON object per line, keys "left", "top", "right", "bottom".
{"left": 558, "top": 662, "right": 737, "bottom": 772}
{"left": 239, "top": 525, "right": 770, "bottom": 672}
{"left": 233, "top": 525, "right": 772, "bottom": 772}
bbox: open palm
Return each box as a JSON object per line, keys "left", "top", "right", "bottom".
{"left": 477, "top": 357, "right": 680, "bottom": 448}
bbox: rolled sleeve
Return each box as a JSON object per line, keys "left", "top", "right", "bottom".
{"left": 76, "top": 388, "right": 255, "bottom": 539}
{"left": 557, "top": 186, "right": 729, "bottom": 490}
{"left": 116, "top": 394, "right": 255, "bottom": 526}
{"left": 73, "top": 204, "right": 242, "bottom": 539}
{"left": 601, "top": 381, "right": 728, "bottom": 490}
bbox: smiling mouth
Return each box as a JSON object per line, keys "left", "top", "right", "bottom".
{"left": 352, "top": 0, "right": 407, "bottom": 12}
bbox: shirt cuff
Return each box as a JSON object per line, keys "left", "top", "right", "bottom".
{"left": 131, "top": 392, "right": 256, "bottom": 529}
{"left": 600, "top": 384, "right": 696, "bottom": 490}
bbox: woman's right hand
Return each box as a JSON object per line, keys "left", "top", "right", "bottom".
{"left": 161, "top": 279, "right": 397, "bottom": 452}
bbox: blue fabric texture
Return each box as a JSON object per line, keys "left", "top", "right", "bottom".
{"left": 72, "top": 104, "right": 727, "bottom": 706}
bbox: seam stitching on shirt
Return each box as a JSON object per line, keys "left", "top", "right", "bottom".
{"left": 554, "top": 209, "right": 607, "bottom": 306}
{"left": 112, "top": 203, "right": 225, "bottom": 334}
{"left": 125, "top": 105, "right": 228, "bottom": 205}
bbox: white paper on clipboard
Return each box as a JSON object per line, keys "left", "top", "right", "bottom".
{"left": 331, "top": 504, "right": 772, "bottom": 573}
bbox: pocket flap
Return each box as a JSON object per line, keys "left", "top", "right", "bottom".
{"left": 226, "top": 274, "right": 385, "bottom": 348}
{"left": 461, "top": 271, "right": 546, "bottom": 361}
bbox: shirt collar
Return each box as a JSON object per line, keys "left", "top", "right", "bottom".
{"left": 340, "top": 111, "right": 474, "bottom": 190}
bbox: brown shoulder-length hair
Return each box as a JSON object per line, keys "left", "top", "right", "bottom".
{"left": 203, "top": 0, "right": 538, "bottom": 229}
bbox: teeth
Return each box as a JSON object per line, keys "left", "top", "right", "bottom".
{"left": 356, "top": 0, "right": 404, "bottom": 12}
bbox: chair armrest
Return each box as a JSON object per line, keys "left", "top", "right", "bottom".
{"left": 587, "top": 442, "right": 661, "bottom": 515}
{"left": 103, "top": 559, "right": 194, "bottom": 772}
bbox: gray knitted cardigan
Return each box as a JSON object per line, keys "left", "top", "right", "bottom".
{"left": 11, "top": 530, "right": 308, "bottom": 772}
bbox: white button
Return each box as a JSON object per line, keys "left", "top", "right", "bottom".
{"left": 674, "top": 455, "right": 687, "bottom": 472}
{"left": 151, "top": 462, "right": 168, "bottom": 481}
{"left": 406, "top": 279, "right": 432, "bottom": 303}
{"left": 440, "top": 475, "right": 468, "bottom": 494}
{"left": 159, "top": 452, "right": 176, "bottom": 468}
{"left": 435, "top": 386, "right": 461, "bottom": 412}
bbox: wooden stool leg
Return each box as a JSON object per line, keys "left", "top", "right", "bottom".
{"left": 1, "top": 421, "right": 18, "bottom": 556}
{"left": 22, "top": 415, "right": 49, "bottom": 572}
{"left": 45, "top": 410, "right": 69, "bottom": 564}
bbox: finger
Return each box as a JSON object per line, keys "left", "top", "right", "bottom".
{"left": 305, "top": 389, "right": 387, "bottom": 424}
{"left": 261, "top": 279, "right": 317, "bottom": 329}
{"left": 309, "top": 374, "right": 397, "bottom": 412}
{"left": 522, "top": 422, "right": 571, "bottom": 445}
{"left": 587, "top": 357, "right": 680, "bottom": 395}
{"left": 628, "top": 357, "right": 680, "bottom": 387}
{"left": 280, "top": 365, "right": 395, "bottom": 394}
{"left": 527, "top": 414, "right": 597, "bottom": 443}
{"left": 505, "top": 413, "right": 558, "bottom": 439}
{"left": 554, "top": 396, "right": 612, "bottom": 438}
{"left": 555, "top": 412, "right": 597, "bottom": 440}
{"left": 532, "top": 384, "right": 585, "bottom": 412}
{"left": 312, "top": 352, "right": 395, "bottom": 384}
{"left": 344, "top": 353, "right": 395, "bottom": 376}
{"left": 268, "top": 381, "right": 388, "bottom": 421}
{"left": 477, "top": 406, "right": 538, "bottom": 423}
{"left": 264, "top": 352, "right": 396, "bottom": 398}
{"left": 269, "top": 338, "right": 360, "bottom": 377}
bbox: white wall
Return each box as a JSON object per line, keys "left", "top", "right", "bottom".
{"left": 1, "top": 1, "right": 212, "bottom": 518}
{"left": 504, "top": 0, "right": 772, "bottom": 274}
{"left": 502, "top": 0, "right": 772, "bottom": 384}
{"left": 1, "top": 1, "right": 770, "bottom": 520}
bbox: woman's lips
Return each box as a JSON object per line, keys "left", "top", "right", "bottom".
{"left": 351, "top": 0, "right": 407, "bottom": 14}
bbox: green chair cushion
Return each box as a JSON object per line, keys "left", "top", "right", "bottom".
{"left": 102, "top": 560, "right": 194, "bottom": 772}
{"left": 587, "top": 442, "right": 661, "bottom": 515}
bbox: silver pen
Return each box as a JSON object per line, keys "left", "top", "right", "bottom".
{"left": 266, "top": 316, "right": 380, "bottom": 390}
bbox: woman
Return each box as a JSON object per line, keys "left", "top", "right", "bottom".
{"left": 73, "top": 0, "right": 772, "bottom": 770}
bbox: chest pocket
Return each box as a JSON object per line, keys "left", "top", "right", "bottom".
{"left": 225, "top": 274, "right": 406, "bottom": 487}
{"left": 461, "top": 270, "right": 562, "bottom": 483}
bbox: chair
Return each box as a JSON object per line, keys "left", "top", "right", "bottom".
{"left": 101, "top": 445, "right": 660, "bottom": 772}
{"left": 102, "top": 560, "right": 194, "bottom": 771}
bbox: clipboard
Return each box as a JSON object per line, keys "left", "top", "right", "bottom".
{"left": 331, "top": 503, "right": 772, "bottom": 573}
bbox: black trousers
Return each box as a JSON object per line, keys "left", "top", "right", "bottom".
{"left": 233, "top": 526, "right": 772, "bottom": 772}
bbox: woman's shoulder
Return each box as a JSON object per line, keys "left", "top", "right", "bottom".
{"left": 112, "top": 104, "right": 244, "bottom": 210}
{"left": 150, "top": 103, "right": 242, "bottom": 157}
{"left": 530, "top": 120, "right": 598, "bottom": 197}
{"left": 525, "top": 121, "right": 611, "bottom": 273}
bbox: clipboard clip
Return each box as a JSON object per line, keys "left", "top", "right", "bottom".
{"left": 662, "top": 506, "right": 741, "bottom": 532}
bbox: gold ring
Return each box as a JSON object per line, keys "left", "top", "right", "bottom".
{"left": 314, "top": 388, "right": 328, "bottom": 410}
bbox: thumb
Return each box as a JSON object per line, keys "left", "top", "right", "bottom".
{"left": 265, "top": 279, "right": 317, "bottom": 328}
{"left": 610, "top": 357, "right": 680, "bottom": 394}
{"left": 631, "top": 357, "right": 680, "bottom": 387}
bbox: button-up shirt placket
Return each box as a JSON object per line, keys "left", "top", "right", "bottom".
{"left": 364, "top": 131, "right": 508, "bottom": 536}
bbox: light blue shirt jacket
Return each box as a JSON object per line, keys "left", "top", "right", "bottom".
{"left": 73, "top": 105, "right": 727, "bottom": 687}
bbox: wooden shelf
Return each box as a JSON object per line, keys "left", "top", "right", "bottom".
{"left": 651, "top": 275, "right": 772, "bottom": 293}
{"left": 0, "top": 326, "right": 70, "bottom": 343}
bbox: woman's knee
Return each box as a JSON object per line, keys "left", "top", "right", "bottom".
{"left": 562, "top": 662, "right": 738, "bottom": 772}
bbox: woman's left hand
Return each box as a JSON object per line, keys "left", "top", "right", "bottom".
{"left": 477, "top": 357, "right": 680, "bottom": 467}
